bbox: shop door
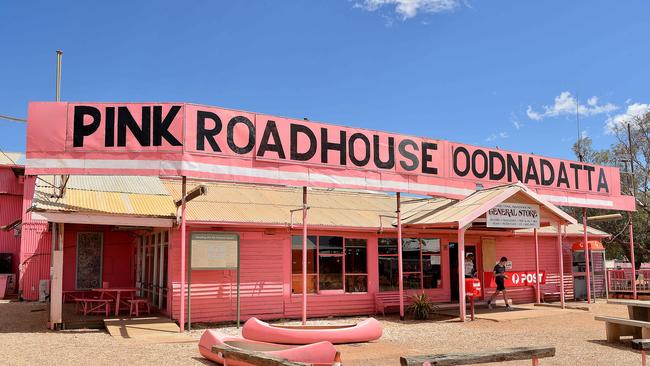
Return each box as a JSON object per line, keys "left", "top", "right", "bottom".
{"left": 449, "top": 243, "right": 476, "bottom": 302}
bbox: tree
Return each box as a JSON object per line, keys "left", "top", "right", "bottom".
{"left": 571, "top": 112, "right": 650, "bottom": 266}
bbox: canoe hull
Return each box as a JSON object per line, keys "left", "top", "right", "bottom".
{"left": 242, "top": 317, "right": 383, "bottom": 345}
{"left": 198, "top": 330, "right": 337, "bottom": 366}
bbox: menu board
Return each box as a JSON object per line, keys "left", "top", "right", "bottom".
{"left": 190, "top": 232, "right": 239, "bottom": 270}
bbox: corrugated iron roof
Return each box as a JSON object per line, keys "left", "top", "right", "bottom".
{"left": 515, "top": 223, "right": 610, "bottom": 237}
{"left": 0, "top": 152, "right": 25, "bottom": 166}
{"left": 32, "top": 175, "right": 176, "bottom": 218}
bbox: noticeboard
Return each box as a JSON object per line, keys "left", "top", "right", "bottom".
{"left": 190, "top": 232, "right": 239, "bottom": 270}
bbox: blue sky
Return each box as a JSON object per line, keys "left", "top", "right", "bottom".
{"left": 1, "top": 1, "right": 649, "bottom": 160}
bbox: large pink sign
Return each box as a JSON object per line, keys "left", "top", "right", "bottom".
{"left": 25, "top": 102, "right": 635, "bottom": 211}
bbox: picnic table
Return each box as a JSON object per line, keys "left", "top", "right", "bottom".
{"left": 608, "top": 300, "right": 650, "bottom": 321}
{"left": 92, "top": 288, "right": 139, "bottom": 316}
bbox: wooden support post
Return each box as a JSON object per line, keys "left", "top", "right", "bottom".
{"left": 534, "top": 228, "right": 540, "bottom": 304}
{"left": 583, "top": 208, "right": 591, "bottom": 303}
{"left": 302, "top": 187, "right": 308, "bottom": 325}
{"left": 397, "top": 192, "right": 404, "bottom": 321}
{"left": 180, "top": 176, "right": 187, "bottom": 332}
{"left": 557, "top": 224, "right": 565, "bottom": 309}
{"left": 458, "top": 226, "right": 467, "bottom": 322}
{"left": 630, "top": 218, "right": 637, "bottom": 300}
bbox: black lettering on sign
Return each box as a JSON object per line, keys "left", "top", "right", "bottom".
{"left": 489, "top": 151, "right": 505, "bottom": 180}
{"left": 348, "top": 133, "right": 370, "bottom": 167}
{"left": 73, "top": 106, "right": 101, "bottom": 147}
{"left": 471, "top": 149, "right": 488, "bottom": 179}
{"left": 196, "top": 111, "right": 222, "bottom": 152}
{"left": 373, "top": 135, "right": 395, "bottom": 169}
{"left": 597, "top": 169, "right": 609, "bottom": 192}
{"left": 524, "top": 157, "right": 540, "bottom": 184}
{"left": 583, "top": 165, "right": 595, "bottom": 191}
{"left": 421, "top": 142, "right": 438, "bottom": 175}
{"left": 290, "top": 124, "right": 316, "bottom": 161}
{"left": 153, "top": 106, "right": 182, "bottom": 146}
{"left": 227, "top": 116, "right": 255, "bottom": 154}
{"left": 321, "top": 128, "right": 347, "bottom": 165}
{"left": 257, "top": 120, "right": 286, "bottom": 159}
{"left": 105, "top": 107, "right": 115, "bottom": 147}
{"left": 398, "top": 139, "right": 419, "bottom": 172}
{"left": 557, "top": 162, "right": 570, "bottom": 188}
{"left": 506, "top": 154, "right": 523, "bottom": 182}
{"left": 117, "top": 106, "right": 150, "bottom": 147}
{"left": 453, "top": 147, "right": 470, "bottom": 177}
{"left": 540, "top": 159, "right": 554, "bottom": 186}
{"left": 569, "top": 163, "right": 582, "bottom": 190}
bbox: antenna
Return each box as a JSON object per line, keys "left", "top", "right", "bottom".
{"left": 576, "top": 92, "right": 583, "bottom": 162}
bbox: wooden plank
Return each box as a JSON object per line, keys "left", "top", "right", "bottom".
{"left": 400, "top": 346, "right": 555, "bottom": 366}
{"left": 211, "top": 344, "right": 310, "bottom": 366}
{"left": 633, "top": 339, "right": 650, "bottom": 350}
{"left": 608, "top": 300, "right": 650, "bottom": 308}
{"left": 595, "top": 315, "right": 650, "bottom": 327}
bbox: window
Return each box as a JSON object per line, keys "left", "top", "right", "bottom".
{"left": 291, "top": 236, "right": 367, "bottom": 294}
{"left": 378, "top": 238, "right": 442, "bottom": 291}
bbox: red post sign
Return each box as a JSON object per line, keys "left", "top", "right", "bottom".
{"left": 25, "top": 102, "right": 635, "bottom": 210}
{"left": 484, "top": 270, "right": 547, "bottom": 288}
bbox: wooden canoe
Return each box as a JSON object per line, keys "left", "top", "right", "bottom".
{"left": 242, "top": 317, "right": 382, "bottom": 345}
{"left": 198, "top": 329, "right": 338, "bottom": 366}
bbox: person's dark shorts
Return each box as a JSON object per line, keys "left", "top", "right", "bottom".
{"left": 496, "top": 279, "right": 506, "bottom": 291}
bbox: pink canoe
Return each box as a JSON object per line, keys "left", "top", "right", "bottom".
{"left": 242, "top": 317, "right": 382, "bottom": 345}
{"left": 198, "top": 329, "right": 338, "bottom": 366}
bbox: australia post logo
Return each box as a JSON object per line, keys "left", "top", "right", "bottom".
{"left": 69, "top": 103, "right": 611, "bottom": 194}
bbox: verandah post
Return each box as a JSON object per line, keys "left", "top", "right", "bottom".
{"left": 557, "top": 224, "right": 565, "bottom": 309}
{"left": 180, "top": 176, "right": 187, "bottom": 332}
{"left": 534, "top": 228, "right": 541, "bottom": 304}
{"left": 396, "top": 192, "right": 404, "bottom": 321}
{"left": 302, "top": 187, "right": 308, "bottom": 325}
{"left": 630, "top": 216, "right": 637, "bottom": 300}
{"left": 583, "top": 207, "right": 591, "bottom": 303}
{"left": 458, "top": 226, "right": 467, "bottom": 321}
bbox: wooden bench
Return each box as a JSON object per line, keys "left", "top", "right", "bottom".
{"left": 212, "top": 344, "right": 341, "bottom": 366}
{"left": 400, "top": 346, "right": 555, "bottom": 366}
{"left": 75, "top": 298, "right": 111, "bottom": 316}
{"left": 633, "top": 339, "right": 650, "bottom": 366}
{"left": 374, "top": 292, "right": 413, "bottom": 316}
{"left": 127, "top": 298, "right": 150, "bottom": 316}
{"left": 595, "top": 315, "right": 650, "bottom": 341}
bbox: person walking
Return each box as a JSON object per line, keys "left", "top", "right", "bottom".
{"left": 487, "top": 256, "right": 512, "bottom": 311}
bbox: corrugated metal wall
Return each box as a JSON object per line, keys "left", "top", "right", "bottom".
{"left": 0, "top": 167, "right": 23, "bottom": 292}
{"left": 19, "top": 176, "right": 52, "bottom": 300}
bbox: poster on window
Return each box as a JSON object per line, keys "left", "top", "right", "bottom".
{"left": 190, "top": 232, "right": 238, "bottom": 270}
{"left": 487, "top": 203, "right": 540, "bottom": 229}
{"left": 76, "top": 232, "right": 103, "bottom": 289}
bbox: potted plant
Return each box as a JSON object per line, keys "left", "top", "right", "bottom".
{"left": 407, "top": 293, "right": 436, "bottom": 320}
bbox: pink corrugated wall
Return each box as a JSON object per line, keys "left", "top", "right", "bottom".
{"left": 19, "top": 176, "right": 52, "bottom": 300}
{"left": 0, "top": 167, "right": 23, "bottom": 293}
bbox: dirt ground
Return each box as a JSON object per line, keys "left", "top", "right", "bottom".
{"left": 0, "top": 300, "right": 641, "bottom": 366}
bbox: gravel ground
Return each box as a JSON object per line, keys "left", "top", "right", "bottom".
{"left": 0, "top": 300, "right": 640, "bottom": 365}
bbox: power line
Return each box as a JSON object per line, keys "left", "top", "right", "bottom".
{"left": 0, "top": 114, "right": 27, "bottom": 123}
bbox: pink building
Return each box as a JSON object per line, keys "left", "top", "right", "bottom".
{"left": 14, "top": 174, "right": 609, "bottom": 327}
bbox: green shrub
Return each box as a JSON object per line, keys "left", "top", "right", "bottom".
{"left": 407, "top": 293, "right": 435, "bottom": 320}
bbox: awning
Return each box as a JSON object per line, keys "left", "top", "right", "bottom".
{"left": 572, "top": 240, "right": 605, "bottom": 251}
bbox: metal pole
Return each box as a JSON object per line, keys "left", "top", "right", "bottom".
{"left": 187, "top": 233, "right": 192, "bottom": 332}
{"left": 180, "top": 176, "right": 187, "bottom": 332}
{"left": 534, "top": 228, "right": 541, "bottom": 304}
{"left": 458, "top": 227, "right": 467, "bottom": 321}
{"left": 630, "top": 218, "right": 637, "bottom": 300}
{"left": 301, "top": 187, "right": 308, "bottom": 325}
{"left": 583, "top": 207, "right": 591, "bottom": 303}
{"left": 236, "top": 237, "right": 241, "bottom": 328}
{"left": 557, "top": 224, "right": 565, "bottom": 309}
{"left": 604, "top": 251, "right": 610, "bottom": 301}
{"left": 396, "top": 193, "right": 404, "bottom": 321}
{"left": 55, "top": 50, "right": 62, "bottom": 102}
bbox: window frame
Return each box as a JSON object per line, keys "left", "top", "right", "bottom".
{"left": 378, "top": 237, "right": 443, "bottom": 292}
{"left": 291, "top": 235, "right": 369, "bottom": 295}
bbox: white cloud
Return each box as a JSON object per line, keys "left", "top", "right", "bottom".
{"left": 354, "top": 0, "right": 461, "bottom": 19}
{"left": 605, "top": 102, "right": 650, "bottom": 134}
{"left": 486, "top": 131, "right": 509, "bottom": 142}
{"left": 510, "top": 112, "right": 523, "bottom": 130}
{"left": 526, "top": 91, "right": 618, "bottom": 121}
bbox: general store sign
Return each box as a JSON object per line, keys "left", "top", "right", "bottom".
{"left": 487, "top": 203, "right": 540, "bottom": 229}
{"left": 25, "top": 102, "right": 635, "bottom": 210}
{"left": 484, "top": 270, "right": 546, "bottom": 288}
